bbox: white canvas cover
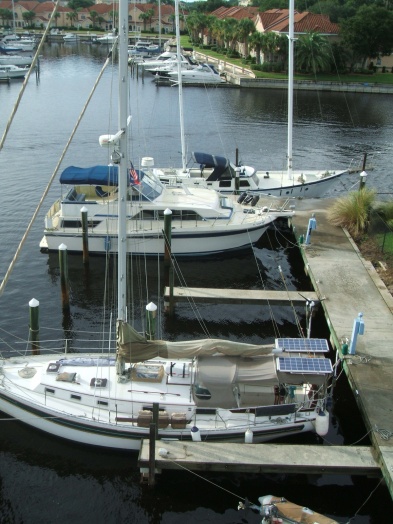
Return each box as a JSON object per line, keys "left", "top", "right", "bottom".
{"left": 117, "top": 320, "right": 274, "bottom": 363}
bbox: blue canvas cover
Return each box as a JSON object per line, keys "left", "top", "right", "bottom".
{"left": 192, "top": 152, "right": 229, "bottom": 170}
{"left": 60, "top": 165, "right": 119, "bottom": 186}
{"left": 192, "top": 152, "right": 232, "bottom": 182}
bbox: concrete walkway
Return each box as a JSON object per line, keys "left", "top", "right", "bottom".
{"left": 291, "top": 198, "right": 393, "bottom": 499}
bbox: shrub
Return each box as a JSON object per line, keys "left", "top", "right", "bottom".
{"left": 373, "top": 202, "right": 393, "bottom": 221}
{"left": 327, "top": 188, "right": 376, "bottom": 238}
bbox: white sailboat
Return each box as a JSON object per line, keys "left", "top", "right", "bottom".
{"left": 154, "top": 0, "right": 348, "bottom": 198}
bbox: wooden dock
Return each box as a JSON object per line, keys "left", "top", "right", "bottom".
{"left": 158, "top": 197, "right": 393, "bottom": 501}
{"left": 164, "top": 287, "right": 318, "bottom": 306}
{"left": 138, "top": 440, "right": 380, "bottom": 477}
{"left": 291, "top": 198, "right": 393, "bottom": 499}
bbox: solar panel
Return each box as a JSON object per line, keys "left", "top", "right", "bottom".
{"left": 275, "top": 338, "right": 329, "bottom": 353}
{"left": 277, "top": 357, "right": 333, "bottom": 374}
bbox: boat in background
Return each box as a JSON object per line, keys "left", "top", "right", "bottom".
{"left": 0, "top": 52, "right": 33, "bottom": 67}
{"left": 238, "top": 495, "right": 338, "bottom": 524}
{"left": 147, "top": 55, "right": 198, "bottom": 77}
{"left": 167, "top": 63, "right": 226, "bottom": 85}
{"left": 128, "top": 38, "right": 161, "bottom": 57}
{"left": 154, "top": 151, "right": 347, "bottom": 199}
{"left": 96, "top": 32, "right": 117, "bottom": 44}
{"left": 134, "top": 51, "right": 183, "bottom": 69}
{"left": 63, "top": 33, "right": 78, "bottom": 42}
{"left": 234, "top": 0, "right": 347, "bottom": 198}
{"left": 0, "top": 64, "right": 29, "bottom": 79}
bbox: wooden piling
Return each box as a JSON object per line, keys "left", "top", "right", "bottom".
{"left": 148, "top": 423, "right": 156, "bottom": 487}
{"left": 29, "top": 298, "right": 40, "bottom": 354}
{"left": 146, "top": 302, "right": 157, "bottom": 340}
{"left": 58, "top": 243, "right": 70, "bottom": 310}
{"left": 81, "top": 207, "right": 89, "bottom": 265}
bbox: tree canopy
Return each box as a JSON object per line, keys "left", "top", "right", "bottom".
{"left": 68, "top": 0, "right": 94, "bottom": 10}
{"left": 340, "top": 5, "right": 393, "bottom": 66}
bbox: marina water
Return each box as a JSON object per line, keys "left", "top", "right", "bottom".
{"left": 0, "top": 43, "right": 392, "bottom": 523}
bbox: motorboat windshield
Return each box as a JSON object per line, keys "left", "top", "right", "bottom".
{"left": 131, "top": 170, "right": 164, "bottom": 201}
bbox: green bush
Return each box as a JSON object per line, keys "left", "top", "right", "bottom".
{"left": 327, "top": 188, "right": 376, "bottom": 238}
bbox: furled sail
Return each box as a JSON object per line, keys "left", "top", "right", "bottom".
{"left": 116, "top": 320, "right": 274, "bottom": 363}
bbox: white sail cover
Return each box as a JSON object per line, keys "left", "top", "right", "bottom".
{"left": 117, "top": 320, "right": 274, "bottom": 363}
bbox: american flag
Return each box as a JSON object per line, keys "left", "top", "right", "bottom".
{"left": 129, "top": 162, "right": 140, "bottom": 185}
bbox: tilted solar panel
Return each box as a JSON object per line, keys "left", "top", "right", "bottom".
{"left": 277, "top": 356, "right": 333, "bottom": 374}
{"left": 275, "top": 338, "right": 329, "bottom": 353}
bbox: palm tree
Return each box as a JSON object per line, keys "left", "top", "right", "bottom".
{"left": 184, "top": 12, "right": 209, "bottom": 45}
{"left": 109, "top": 10, "right": 118, "bottom": 31}
{"left": 66, "top": 10, "right": 80, "bottom": 28}
{"left": 249, "top": 31, "right": 266, "bottom": 65}
{"left": 237, "top": 18, "right": 255, "bottom": 58}
{"left": 222, "top": 18, "right": 239, "bottom": 53}
{"left": 139, "top": 9, "right": 154, "bottom": 32}
{"left": 0, "top": 8, "right": 13, "bottom": 28}
{"left": 53, "top": 12, "right": 61, "bottom": 28}
{"left": 211, "top": 18, "right": 225, "bottom": 49}
{"left": 22, "top": 11, "right": 35, "bottom": 29}
{"left": 295, "top": 31, "right": 331, "bottom": 74}
{"left": 89, "top": 10, "right": 99, "bottom": 29}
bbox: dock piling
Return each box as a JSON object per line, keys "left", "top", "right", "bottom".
{"left": 29, "top": 298, "right": 40, "bottom": 354}
{"left": 58, "top": 243, "right": 70, "bottom": 310}
{"left": 81, "top": 207, "right": 89, "bottom": 265}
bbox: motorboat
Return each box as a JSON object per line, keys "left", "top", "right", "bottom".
{"left": 63, "top": 33, "right": 78, "bottom": 42}
{"left": 148, "top": 55, "right": 198, "bottom": 78}
{"left": 0, "top": 36, "right": 35, "bottom": 52}
{"left": 96, "top": 32, "right": 117, "bottom": 44}
{"left": 168, "top": 63, "right": 226, "bottom": 85}
{"left": 39, "top": 159, "right": 294, "bottom": 256}
{"left": 134, "top": 51, "right": 180, "bottom": 69}
{"left": 238, "top": 495, "right": 338, "bottom": 524}
{"left": 130, "top": 38, "right": 161, "bottom": 56}
{"left": 0, "top": 64, "right": 29, "bottom": 79}
{"left": 0, "top": 53, "right": 33, "bottom": 67}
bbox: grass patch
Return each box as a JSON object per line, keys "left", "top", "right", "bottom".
{"left": 375, "top": 232, "right": 393, "bottom": 255}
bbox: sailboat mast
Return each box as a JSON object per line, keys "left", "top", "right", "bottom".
{"left": 158, "top": 0, "right": 162, "bottom": 50}
{"left": 117, "top": 0, "right": 129, "bottom": 322}
{"left": 287, "top": 0, "right": 294, "bottom": 180}
{"left": 12, "top": 0, "right": 16, "bottom": 34}
{"left": 175, "top": 0, "right": 187, "bottom": 172}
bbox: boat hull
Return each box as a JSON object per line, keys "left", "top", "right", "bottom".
{"left": 159, "top": 167, "right": 347, "bottom": 199}
{"left": 40, "top": 224, "right": 269, "bottom": 255}
{"left": 0, "top": 388, "right": 315, "bottom": 451}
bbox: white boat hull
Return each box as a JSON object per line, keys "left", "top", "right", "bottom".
{"left": 40, "top": 223, "right": 269, "bottom": 255}
{"left": 0, "top": 352, "right": 320, "bottom": 451}
{"left": 0, "top": 55, "right": 33, "bottom": 67}
{"left": 157, "top": 165, "right": 347, "bottom": 199}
